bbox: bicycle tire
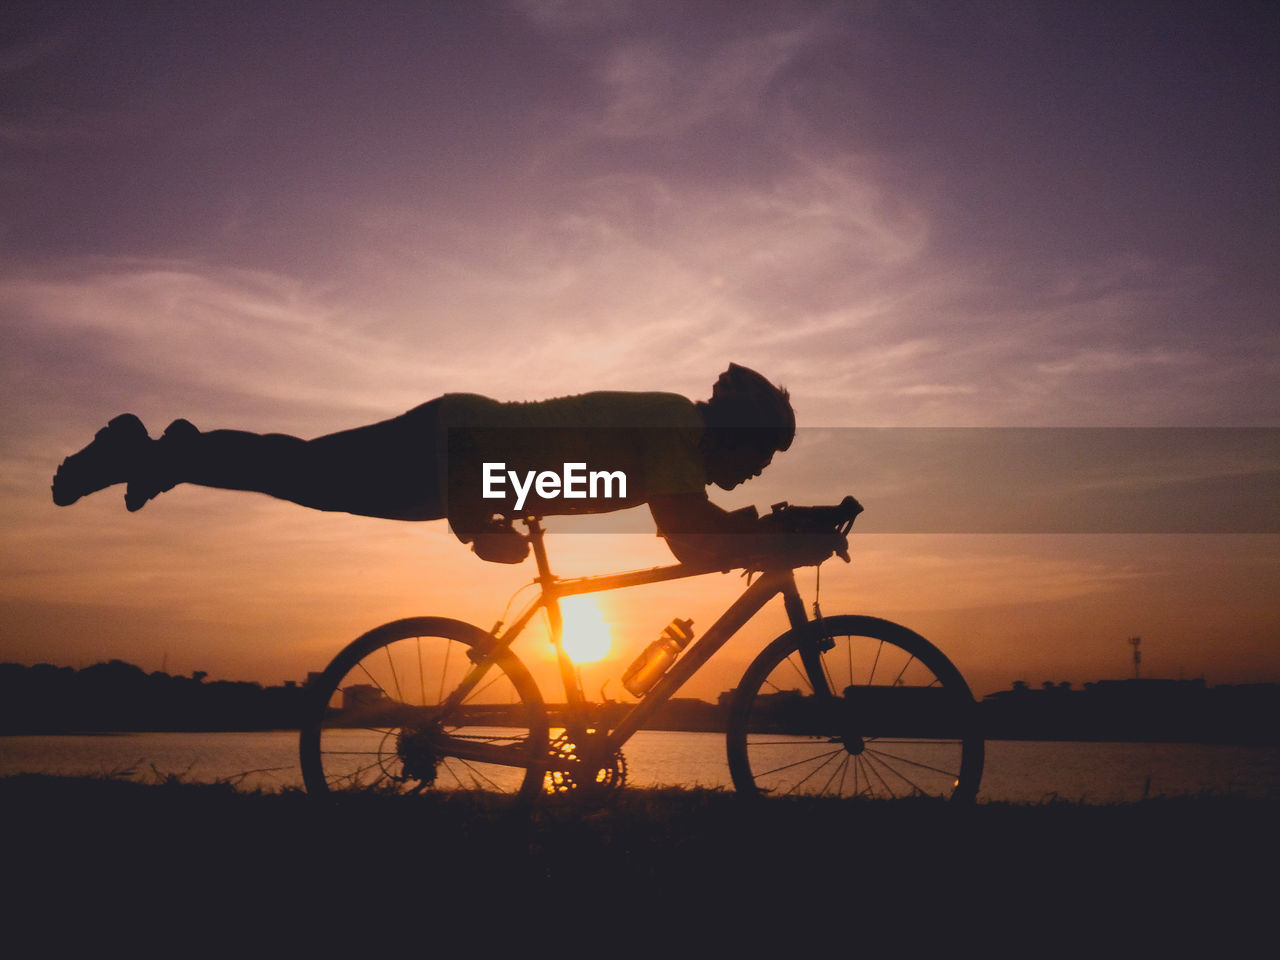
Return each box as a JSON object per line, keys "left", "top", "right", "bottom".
{"left": 726, "top": 615, "right": 984, "bottom": 801}
{"left": 300, "top": 617, "right": 549, "bottom": 798}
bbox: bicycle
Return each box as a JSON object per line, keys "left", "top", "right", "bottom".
{"left": 298, "top": 496, "right": 985, "bottom": 801}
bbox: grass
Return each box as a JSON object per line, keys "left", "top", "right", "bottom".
{"left": 4, "top": 773, "right": 1274, "bottom": 945}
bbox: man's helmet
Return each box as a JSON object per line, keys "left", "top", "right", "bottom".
{"left": 707, "top": 363, "right": 795, "bottom": 452}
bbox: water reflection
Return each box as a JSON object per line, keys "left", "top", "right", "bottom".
{"left": 1, "top": 729, "right": 1277, "bottom": 802}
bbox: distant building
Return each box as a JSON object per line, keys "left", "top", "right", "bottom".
{"left": 341, "top": 684, "right": 387, "bottom": 712}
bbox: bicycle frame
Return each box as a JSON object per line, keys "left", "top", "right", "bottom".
{"left": 301, "top": 492, "right": 985, "bottom": 802}
{"left": 437, "top": 517, "right": 815, "bottom": 769}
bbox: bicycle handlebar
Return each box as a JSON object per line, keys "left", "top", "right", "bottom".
{"left": 755, "top": 495, "right": 864, "bottom": 567}
{"left": 764, "top": 495, "right": 863, "bottom": 534}
{"left": 496, "top": 495, "right": 865, "bottom": 571}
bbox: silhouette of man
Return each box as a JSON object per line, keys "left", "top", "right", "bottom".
{"left": 52, "top": 364, "right": 795, "bottom": 566}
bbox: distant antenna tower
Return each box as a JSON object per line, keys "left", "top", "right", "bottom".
{"left": 1128, "top": 636, "right": 1141, "bottom": 679}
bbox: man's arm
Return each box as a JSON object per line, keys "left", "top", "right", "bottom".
{"left": 650, "top": 493, "right": 854, "bottom": 571}
{"left": 648, "top": 493, "right": 763, "bottom": 568}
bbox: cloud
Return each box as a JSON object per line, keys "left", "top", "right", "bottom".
{"left": 510, "top": 0, "right": 640, "bottom": 34}
{"left": 595, "top": 24, "right": 813, "bottom": 138}
{"left": 1033, "top": 347, "right": 1198, "bottom": 378}
{"left": 0, "top": 262, "right": 481, "bottom": 434}
{"left": 5, "top": 2, "right": 1275, "bottom": 444}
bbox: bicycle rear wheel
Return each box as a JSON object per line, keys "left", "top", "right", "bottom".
{"left": 727, "top": 615, "right": 983, "bottom": 801}
{"left": 300, "top": 617, "right": 548, "bottom": 798}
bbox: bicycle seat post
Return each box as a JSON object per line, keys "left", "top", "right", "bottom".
{"left": 524, "top": 516, "right": 555, "bottom": 586}
{"left": 524, "top": 515, "right": 589, "bottom": 726}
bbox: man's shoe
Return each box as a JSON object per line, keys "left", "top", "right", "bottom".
{"left": 52, "top": 414, "right": 151, "bottom": 507}
{"left": 124, "top": 419, "right": 198, "bottom": 512}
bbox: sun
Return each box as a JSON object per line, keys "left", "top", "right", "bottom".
{"left": 557, "top": 596, "right": 611, "bottom": 664}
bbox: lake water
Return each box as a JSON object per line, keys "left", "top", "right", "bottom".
{"left": 2, "top": 730, "right": 1277, "bottom": 803}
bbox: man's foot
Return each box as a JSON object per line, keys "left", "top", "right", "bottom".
{"left": 52, "top": 414, "right": 152, "bottom": 507}
{"left": 124, "top": 418, "right": 198, "bottom": 512}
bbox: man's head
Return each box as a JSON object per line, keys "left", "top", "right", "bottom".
{"left": 699, "top": 363, "right": 795, "bottom": 490}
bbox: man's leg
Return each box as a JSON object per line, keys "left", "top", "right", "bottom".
{"left": 53, "top": 400, "right": 444, "bottom": 521}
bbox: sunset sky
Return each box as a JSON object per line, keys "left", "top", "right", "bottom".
{"left": 2, "top": 1, "right": 1276, "bottom": 700}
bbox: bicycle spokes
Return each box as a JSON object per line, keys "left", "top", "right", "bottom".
{"left": 300, "top": 619, "right": 548, "bottom": 797}
{"left": 729, "top": 617, "right": 983, "bottom": 801}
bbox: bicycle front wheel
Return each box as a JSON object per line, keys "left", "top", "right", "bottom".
{"left": 727, "top": 616, "right": 983, "bottom": 801}
{"left": 300, "top": 617, "right": 548, "bottom": 798}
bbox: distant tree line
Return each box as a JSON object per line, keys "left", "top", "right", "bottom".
{"left": 0, "top": 660, "right": 308, "bottom": 733}
{"left": 979, "top": 678, "right": 1280, "bottom": 745}
{"left": 3, "top": 659, "right": 1277, "bottom": 743}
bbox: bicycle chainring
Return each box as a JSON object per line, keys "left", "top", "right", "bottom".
{"left": 544, "top": 731, "right": 627, "bottom": 794}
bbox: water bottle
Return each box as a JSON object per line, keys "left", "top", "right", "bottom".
{"left": 622, "top": 618, "right": 694, "bottom": 697}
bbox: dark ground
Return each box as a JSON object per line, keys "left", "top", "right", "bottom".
{"left": 4, "top": 775, "right": 1273, "bottom": 950}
